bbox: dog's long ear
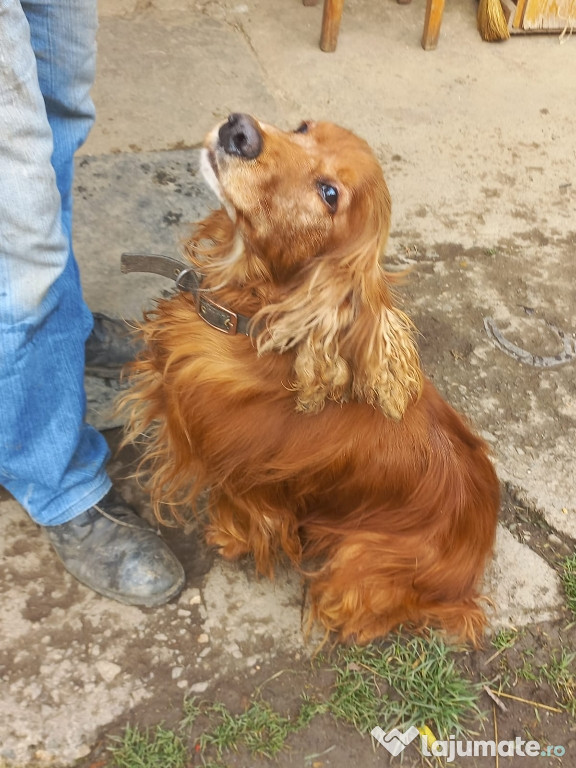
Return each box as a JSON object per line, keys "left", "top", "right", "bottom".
{"left": 252, "top": 220, "right": 423, "bottom": 420}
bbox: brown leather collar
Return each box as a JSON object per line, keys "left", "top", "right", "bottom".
{"left": 121, "top": 252, "right": 252, "bottom": 336}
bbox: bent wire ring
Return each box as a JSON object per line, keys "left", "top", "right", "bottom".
{"left": 484, "top": 317, "right": 576, "bottom": 368}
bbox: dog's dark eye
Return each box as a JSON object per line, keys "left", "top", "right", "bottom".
{"left": 318, "top": 182, "right": 339, "bottom": 212}
{"left": 294, "top": 121, "right": 309, "bottom": 134}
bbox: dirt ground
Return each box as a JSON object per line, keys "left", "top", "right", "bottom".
{"left": 1, "top": 0, "right": 576, "bottom": 765}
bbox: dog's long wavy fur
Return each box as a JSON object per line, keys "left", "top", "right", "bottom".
{"left": 124, "top": 117, "right": 499, "bottom": 644}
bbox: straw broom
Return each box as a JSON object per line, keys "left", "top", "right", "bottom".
{"left": 477, "top": 0, "right": 510, "bottom": 41}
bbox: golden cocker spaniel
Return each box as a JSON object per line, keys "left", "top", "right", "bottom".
{"left": 125, "top": 114, "right": 500, "bottom": 644}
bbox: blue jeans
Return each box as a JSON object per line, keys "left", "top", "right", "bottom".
{"left": 0, "top": 0, "right": 111, "bottom": 524}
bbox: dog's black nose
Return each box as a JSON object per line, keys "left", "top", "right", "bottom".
{"left": 218, "top": 113, "right": 262, "bottom": 159}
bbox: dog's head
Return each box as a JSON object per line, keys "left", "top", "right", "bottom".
{"left": 201, "top": 113, "right": 391, "bottom": 282}
{"left": 198, "top": 114, "right": 422, "bottom": 419}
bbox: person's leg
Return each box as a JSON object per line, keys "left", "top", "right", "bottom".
{"left": 0, "top": 0, "right": 184, "bottom": 604}
{"left": 0, "top": 0, "right": 111, "bottom": 525}
{"left": 23, "top": 0, "right": 98, "bottom": 246}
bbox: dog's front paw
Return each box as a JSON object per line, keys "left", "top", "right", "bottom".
{"left": 206, "top": 525, "right": 251, "bottom": 561}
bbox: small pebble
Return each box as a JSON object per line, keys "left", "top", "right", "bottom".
{"left": 189, "top": 680, "right": 210, "bottom": 693}
{"left": 75, "top": 745, "right": 92, "bottom": 760}
{"left": 95, "top": 660, "right": 122, "bottom": 683}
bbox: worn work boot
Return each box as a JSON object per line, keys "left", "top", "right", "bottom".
{"left": 85, "top": 312, "right": 143, "bottom": 379}
{"left": 44, "top": 488, "right": 185, "bottom": 606}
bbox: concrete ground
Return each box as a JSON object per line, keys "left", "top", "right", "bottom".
{"left": 1, "top": 0, "right": 575, "bottom": 764}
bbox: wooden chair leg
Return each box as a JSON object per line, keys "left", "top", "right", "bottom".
{"left": 422, "top": 0, "right": 446, "bottom": 49}
{"left": 320, "top": 0, "right": 344, "bottom": 52}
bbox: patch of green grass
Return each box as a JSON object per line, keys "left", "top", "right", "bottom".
{"left": 491, "top": 628, "right": 519, "bottom": 652}
{"left": 328, "top": 633, "right": 484, "bottom": 739}
{"left": 193, "top": 694, "right": 328, "bottom": 760}
{"left": 326, "top": 655, "right": 384, "bottom": 733}
{"left": 199, "top": 699, "right": 291, "bottom": 758}
{"left": 515, "top": 648, "right": 539, "bottom": 684}
{"left": 180, "top": 696, "right": 202, "bottom": 731}
{"left": 541, "top": 648, "right": 576, "bottom": 716}
{"left": 561, "top": 554, "right": 576, "bottom": 618}
{"left": 108, "top": 725, "right": 188, "bottom": 768}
